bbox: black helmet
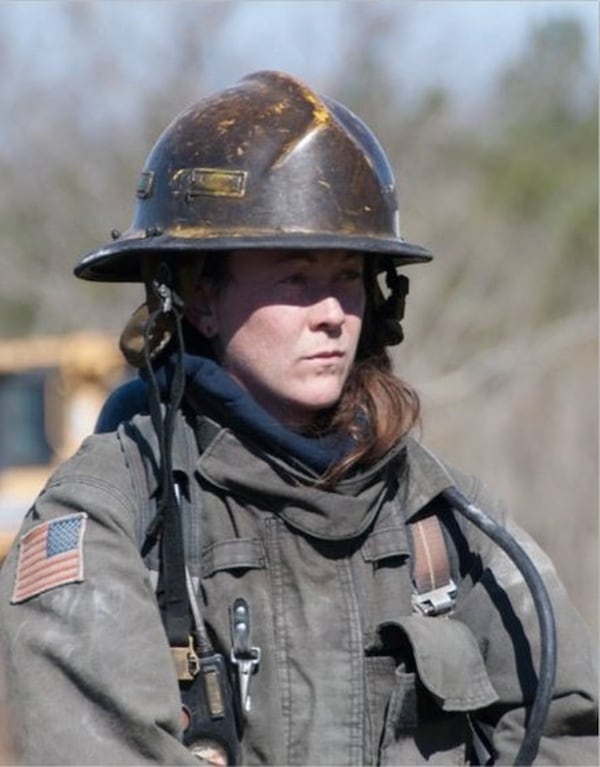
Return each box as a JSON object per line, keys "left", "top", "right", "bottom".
{"left": 75, "top": 70, "right": 432, "bottom": 282}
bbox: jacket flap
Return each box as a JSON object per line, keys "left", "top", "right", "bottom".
{"left": 393, "top": 615, "right": 499, "bottom": 711}
{"left": 201, "top": 537, "right": 266, "bottom": 578}
{"left": 361, "top": 526, "right": 410, "bottom": 562}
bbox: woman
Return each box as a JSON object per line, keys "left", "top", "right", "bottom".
{"left": 0, "top": 71, "right": 596, "bottom": 766}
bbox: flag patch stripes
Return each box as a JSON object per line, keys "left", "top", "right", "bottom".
{"left": 11, "top": 513, "right": 87, "bottom": 604}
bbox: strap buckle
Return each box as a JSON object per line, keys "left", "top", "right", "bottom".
{"left": 172, "top": 635, "right": 201, "bottom": 681}
{"left": 412, "top": 579, "right": 457, "bottom": 616}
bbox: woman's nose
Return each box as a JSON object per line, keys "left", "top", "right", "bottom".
{"left": 308, "top": 295, "right": 345, "bottom": 331}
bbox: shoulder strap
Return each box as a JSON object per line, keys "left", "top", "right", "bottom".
{"left": 408, "top": 510, "right": 458, "bottom": 616}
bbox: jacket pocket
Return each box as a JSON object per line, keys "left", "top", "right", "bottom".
{"left": 198, "top": 537, "right": 269, "bottom": 653}
{"left": 201, "top": 537, "right": 266, "bottom": 578}
{"left": 199, "top": 535, "right": 269, "bottom": 607}
{"left": 377, "top": 617, "right": 498, "bottom": 765}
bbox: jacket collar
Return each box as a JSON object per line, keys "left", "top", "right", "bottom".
{"left": 126, "top": 410, "right": 456, "bottom": 541}
{"left": 195, "top": 424, "right": 404, "bottom": 541}
{"left": 402, "top": 437, "right": 457, "bottom": 521}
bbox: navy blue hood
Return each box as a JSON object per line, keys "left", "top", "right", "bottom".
{"left": 96, "top": 354, "right": 357, "bottom": 475}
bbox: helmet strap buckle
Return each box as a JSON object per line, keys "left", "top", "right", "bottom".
{"left": 152, "top": 263, "right": 184, "bottom": 316}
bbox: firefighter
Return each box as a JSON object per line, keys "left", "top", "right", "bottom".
{"left": 0, "top": 71, "right": 596, "bottom": 766}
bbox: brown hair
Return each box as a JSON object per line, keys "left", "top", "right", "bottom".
{"left": 319, "top": 266, "right": 421, "bottom": 484}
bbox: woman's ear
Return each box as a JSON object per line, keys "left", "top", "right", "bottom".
{"left": 185, "top": 283, "right": 218, "bottom": 338}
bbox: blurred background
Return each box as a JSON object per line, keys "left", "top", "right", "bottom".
{"left": 0, "top": 1, "right": 597, "bottom": 634}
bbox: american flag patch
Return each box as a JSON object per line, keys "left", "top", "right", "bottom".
{"left": 11, "top": 513, "right": 87, "bottom": 604}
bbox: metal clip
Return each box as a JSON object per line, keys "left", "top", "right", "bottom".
{"left": 151, "top": 263, "right": 183, "bottom": 315}
{"left": 230, "top": 598, "right": 261, "bottom": 713}
{"left": 154, "top": 281, "right": 173, "bottom": 313}
{"left": 412, "top": 579, "right": 458, "bottom": 616}
{"left": 172, "top": 636, "right": 201, "bottom": 681}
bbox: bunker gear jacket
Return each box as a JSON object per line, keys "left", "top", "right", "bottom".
{"left": 0, "top": 410, "right": 597, "bottom": 765}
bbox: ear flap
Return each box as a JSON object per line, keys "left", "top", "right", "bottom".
{"left": 119, "top": 256, "right": 206, "bottom": 368}
{"left": 119, "top": 301, "right": 173, "bottom": 368}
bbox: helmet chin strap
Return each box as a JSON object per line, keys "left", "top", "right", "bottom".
{"left": 140, "top": 264, "right": 187, "bottom": 588}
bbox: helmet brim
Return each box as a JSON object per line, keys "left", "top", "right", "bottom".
{"left": 74, "top": 232, "right": 433, "bottom": 283}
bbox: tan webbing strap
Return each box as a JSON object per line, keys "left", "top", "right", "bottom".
{"left": 410, "top": 514, "right": 457, "bottom": 616}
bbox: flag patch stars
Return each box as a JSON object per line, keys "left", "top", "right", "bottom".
{"left": 11, "top": 513, "right": 87, "bottom": 604}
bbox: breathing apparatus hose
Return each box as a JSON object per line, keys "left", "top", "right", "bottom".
{"left": 442, "top": 486, "right": 557, "bottom": 766}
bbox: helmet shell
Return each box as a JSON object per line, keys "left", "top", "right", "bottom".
{"left": 75, "top": 70, "right": 432, "bottom": 282}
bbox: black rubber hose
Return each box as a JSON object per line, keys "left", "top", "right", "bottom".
{"left": 442, "top": 486, "right": 557, "bottom": 766}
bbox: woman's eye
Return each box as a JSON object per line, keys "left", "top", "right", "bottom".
{"left": 279, "top": 273, "right": 305, "bottom": 285}
{"left": 338, "top": 269, "right": 363, "bottom": 282}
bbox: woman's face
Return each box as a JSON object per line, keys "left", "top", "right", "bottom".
{"left": 189, "top": 249, "right": 365, "bottom": 429}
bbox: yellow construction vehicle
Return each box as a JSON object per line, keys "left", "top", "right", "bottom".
{"left": 0, "top": 332, "right": 129, "bottom": 561}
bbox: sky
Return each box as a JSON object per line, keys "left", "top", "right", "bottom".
{"left": 221, "top": 1, "right": 598, "bottom": 103}
{"left": 2, "top": 1, "right": 597, "bottom": 112}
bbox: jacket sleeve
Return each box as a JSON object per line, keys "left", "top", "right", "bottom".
{"left": 0, "top": 432, "right": 198, "bottom": 766}
{"left": 451, "top": 474, "right": 598, "bottom": 766}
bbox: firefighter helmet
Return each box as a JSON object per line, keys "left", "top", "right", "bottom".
{"left": 75, "top": 70, "right": 432, "bottom": 282}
